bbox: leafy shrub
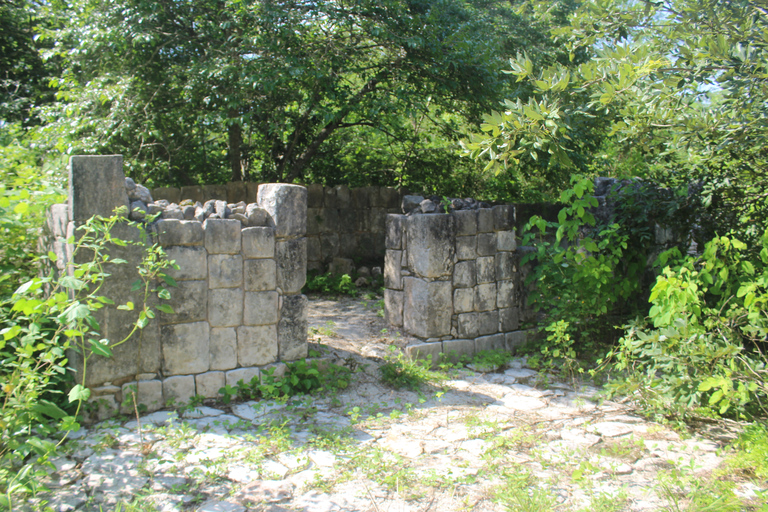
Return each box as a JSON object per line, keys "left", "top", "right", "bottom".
{"left": 303, "top": 271, "right": 358, "bottom": 296}
{"left": 379, "top": 346, "right": 444, "bottom": 391}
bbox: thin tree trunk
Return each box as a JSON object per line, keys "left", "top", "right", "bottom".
{"left": 228, "top": 111, "right": 243, "bottom": 181}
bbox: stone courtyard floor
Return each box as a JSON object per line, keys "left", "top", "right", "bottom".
{"left": 27, "top": 296, "right": 768, "bottom": 512}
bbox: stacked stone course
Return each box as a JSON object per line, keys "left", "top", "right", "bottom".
{"left": 46, "top": 156, "right": 308, "bottom": 419}
{"left": 384, "top": 205, "right": 532, "bottom": 363}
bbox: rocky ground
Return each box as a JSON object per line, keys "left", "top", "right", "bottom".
{"left": 26, "top": 296, "right": 767, "bottom": 512}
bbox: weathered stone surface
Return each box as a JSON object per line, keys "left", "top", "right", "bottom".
{"left": 401, "top": 195, "right": 424, "bottom": 213}
{"left": 238, "top": 325, "right": 278, "bottom": 366}
{"left": 496, "top": 252, "right": 516, "bottom": 281}
{"left": 497, "top": 230, "right": 517, "bottom": 252}
{"left": 163, "top": 246, "right": 207, "bottom": 281}
{"left": 338, "top": 233, "right": 358, "bottom": 258}
{"left": 163, "top": 375, "right": 196, "bottom": 405}
{"left": 159, "top": 280, "right": 207, "bottom": 325}
{"left": 476, "top": 233, "right": 496, "bottom": 257}
{"left": 306, "top": 184, "right": 324, "bottom": 208}
{"left": 506, "top": 330, "right": 528, "bottom": 352}
{"left": 475, "top": 283, "right": 497, "bottom": 312}
{"left": 241, "top": 227, "right": 275, "bottom": 259}
{"left": 181, "top": 185, "right": 204, "bottom": 203}
{"left": 226, "top": 367, "right": 261, "bottom": 388}
{"left": 403, "top": 278, "right": 452, "bottom": 338}
{"left": 453, "top": 260, "right": 476, "bottom": 288}
{"left": 244, "top": 291, "right": 279, "bottom": 325}
{"left": 208, "top": 288, "right": 244, "bottom": 327}
{"left": 337, "top": 209, "right": 356, "bottom": 234}
{"left": 157, "top": 220, "right": 204, "bottom": 247}
{"left": 227, "top": 182, "right": 247, "bottom": 204}
{"left": 497, "top": 280, "right": 516, "bottom": 309}
{"left": 204, "top": 219, "right": 242, "bottom": 254}
{"left": 320, "top": 233, "right": 339, "bottom": 261}
{"left": 210, "top": 328, "right": 238, "bottom": 370}
{"left": 161, "top": 322, "right": 210, "bottom": 375}
{"left": 453, "top": 288, "right": 474, "bottom": 314}
{"left": 386, "top": 214, "right": 405, "bottom": 250}
{"left": 276, "top": 238, "right": 307, "bottom": 293}
{"left": 384, "top": 289, "right": 404, "bottom": 326}
{"left": 278, "top": 295, "right": 308, "bottom": 361}
{"left": 477, "top": 310, "right": 499, "bottom": 336}
{"left": 477, "top": 208, "right": 494, "bottom": 233}
{"left": 406, "top": 214, "right": 455, "bottom": 278}
{"left": 475, "top": 333, "right": 505, "bottom": 353}
{"left": 493, "top": 205, "right": 515, "bottom": 231}
{"left": 384, "top": 250, "right": 403, "bottom": 290}
{"left": 455, "top": 235, "right": 477, "bottom": 261}
{"left": 121, "top": 379, "right": 163, "bottom": 413}
{"left": 329, "top": 257, "right": 354, "bottom": 276}
{"left": 196, "top": 371, "right": 225, "bottom": 398}
{"left": 244, "top": 205, "right": 269, "bottom": 227}
{"left": 208, "top": 254, "right": 243, "bottom": 289}
{"left": 476, "top": 256, "right": 496, "bottom": 284}
{"left": 442, "top": 338, "right": 476, "bottom": 362}
{"left": 405, "top": 342, "right": 442, "bottom": 368}
{"left": 257, "top": 184, "right": 307, "bottom": 238}
{"left": 499, "top": 307, "right": 520, "bottom": 332}
{"left": 69, "top": 156, "right": 129, "bottom": 221}
{"left": 203, "top": 184, "right": 228, "bottom": 202}
{"left": 453, "top": 209, "right": 478, "bottom": 236}
{"left": 243, "top": 259, "right": 277, "bottom": 291}
{"left": 457, "top": 312, "right": 478, "bottom": 339}
{"left": 153, "top": 187, "right": 181, "bottom": 204}
{"left": 381, "top": 187, "right": 400, "bottom": 209}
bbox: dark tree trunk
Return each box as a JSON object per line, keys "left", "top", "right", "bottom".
{"left": 228, "top": 112, "right": 243, "bottom": 181}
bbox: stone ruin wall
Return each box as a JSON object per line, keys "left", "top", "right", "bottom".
{"left": 44, "top": 156, "right": 309, "bottom": 419}
{"left": 383, "top": 205, "right": 534, "bottom": 363}
{"left": 152, "top": 183, "right": 408, "bottom": 272}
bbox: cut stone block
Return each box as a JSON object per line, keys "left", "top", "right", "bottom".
{"left": 210, "top": 328, "right": 238, "bottom": 370}
{"left": 121, "top": 379, "right": 163, "bottom": 414}
{"left": 323, "top": 186, "right": 339, "bottom": 209}
{"left": 477, "top": 310, "right": 499, "bottom": 336}
{"left": 227, "top": 181, "right": 247, "bottom": 204}
{"left": 157, "top": 220, "right": 204, "bottom": 247}
{"left": 196, "top": 372, "right": 225, "bottom": 399}
{"left": 477, "top": 208, "right": 494, "bottom": 233}
{"left": 153, "top": 187, "right": 181, "bottom": 205}
{"left": 405, "top": 342, "right": 442, "bottom": 369}
{"left": 244, "top": 291, "right": 279, "bottom": 325}
{"left": 506, "top": 330, "right": 529, "bottom": 352}
{"left": 475, "top": 333, "right": 506, "bottom": 353}
{"left": 306, "top": 237, "right": 321, "bottom": 263}
{"left": 386, "top": 214, "right": 405, "bottom": 250}
{"left": 164, "top": 246, "right": 207, "bottom": 281}
{"left": 384, "top": 289, "right": 404, "bottom": 327}
{"left": 278, "top": 294, "right": 308, "bottom": 361}
{"left": 453, "top": 209, "right": 478, "bottom": 236}
{"left": 455, "top": 235, "right": 477, "bottom": 261}
{"left": 476, "top": 256, "right": 496, "bottom": 284}
{"left": 497, "top": 280, "right": 516, "bottom": 309}
{"left": 47, "top": 203, "right": 69, "bottom": 238}
{"left": 318, "top": 208, "right": 340, "bottom": 234}
{"left": 477, "top": 232, "right": 497, "bottom": 257}
{"left": 475, "top": 283, "right": 497, "bottom": 312}
{"left": 163, "top": 375, "right": 196, "bottom": 406}
{"left": 180, "top": 185, "right": 204, "bottom": 204}
{"left": 499, "top": 307, "right": 520, "bottom": 332}
{"left": 493, "top": 205, "right": 515, "bottom": 231}
{"left": 352, "top": 187, "right": 370, "bottom": 209}
{"left": 208, "top": 254, "right": 243, "bottom": 289}
{"left": 208, "top": 288, "right": 244, "bottom": 327}
{"left": 453, "top": 288, "right": 474, "bottom": 314}
{"left": 381, "top": 187, "right": 400, "bottom": 209}
{"left": 257, "top": 184, "right": 307, "bottom": 238}
{"left": 320, "top": 233, "right": 339, "bottom": 261}
{"left": 403, "top": 278, "right": 452, "bottom": 338}
{"left": 384, "top": 250, "right": 403, "bottom": 290}
{"left": 442, "top": 339, "right": 476, "bottom": 362}
{"left": 69, "top": 156, "right": 129, "bottom": 221}
{"left": 242, "top": 227, "right": 275, "bottom": 259}
{"left": 204, "top": 218, "right": 242, "bottom": 254}
{"left": 159, "top": 280, "right": 207, "bottom": 325}
{"left": 226, "top": 367, "right": 261, "bottom": 389}
{"left": 307, "top": 184, "right": 324, "bottom": 208}
{"left": 203, "top": 184, "right": 228, "bottom": 201}
{"left": 496, "top": 252, "right": 516, "bottom": 281}
{"left": 276, "top": 238, "right": 307, "bottom": 293}
{"left": 497, "top": 230, "right": 517, "bottom": 252}
{"left": 457, "top": 313, "right": 478, "bottom": 339}
{"left": 237, "top": 325, "right": 278, "bottom": 366}
{"left": 161, "top": 322, "right": 210, "bottom": 375}
{"left": 406, "top": 214, "right": 455, "bottom": 278}
{"left": 244, "top": 259, "right": 277, "bottom": 291}
{"left": 307, "top": 208, "right": 321, "bottom": 236}
{"left": 453, "top": 260, "right": 476, "bottom": 288}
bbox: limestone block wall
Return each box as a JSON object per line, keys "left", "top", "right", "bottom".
{"left": 384, "top": 206, "right": 532, "bottom": 362}
{"left": 153, "top": 183, "right": 407, "bottom": 270}
{"left": 48, "top": 156, "right": 308, "bottom": 418}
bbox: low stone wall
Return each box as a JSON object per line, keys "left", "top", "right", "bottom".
{"left": 47, "top": 156, "right": 308, "bottom": 419}
{"left": 154, "top": 183, "right": 407, "bottom": 270}
{"left": 384, "top": 206, "right": 532, "bottom": 363}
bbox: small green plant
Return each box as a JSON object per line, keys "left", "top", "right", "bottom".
{"left": 538, "top": 320, "right": 582, "bottom": 384}
{"left": 310, "top": 320, "right": 338, "bottom": 337}
{"left": 469, "top": 349, "right": 513, "bottom": 372}
{"left": 303, "top": 271, "right": 358, "bottom": 296}
{"left": 722, "top": 421, "right": 768, "bottom": 481}
{"left": 379, "top": 346, "right": 445, "bottom": 391}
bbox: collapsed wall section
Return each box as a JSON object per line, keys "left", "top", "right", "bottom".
{"left": 48, "top": 156, "right": 308, "bottom": 419}
{"left": 384, "top": 206, "right": 533, "bottom": 362}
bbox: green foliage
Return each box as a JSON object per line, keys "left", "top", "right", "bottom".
{"left": 379, "top": 346, "right": 444, "bottom": 391}
{"left": 304, "top": 272, "right": 358, "bottom": 297}
{"left": 724, "top": 421, "right": 768, "bottom": 481}
{"left": 226, "top": 359, "right": 353, "bottom": 402}
{"left": 0, "top": 212, "right": 175, "bottom": 506}
{"left": 602, "top": 230, "right": 768, "bottom": 420}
